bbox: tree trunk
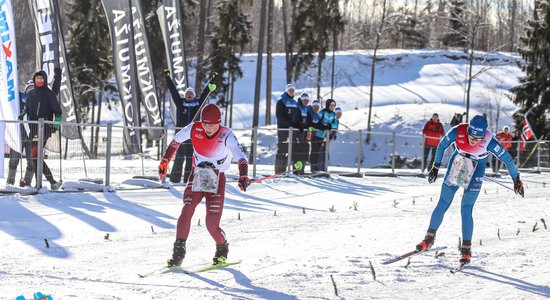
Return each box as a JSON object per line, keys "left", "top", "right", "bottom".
{"left": 330, "top": 30, "right": 337, "bottom": 99}
{"left": 317, "top": 51, "right": 323, "bottom": 100}
{"left": 250, "top": 0, "right": 267, "bottom": 161}
{"left": 265, "top": 0, "right": 274, "bottom": 125}
{"left": 366, "top": 0, "right": 386, "bottom": 144}
{"left": 282, "top": 0, "right": 292, "bottom": 83}
{"left": 195, "top": 0, "right": 208, "bottom": 92}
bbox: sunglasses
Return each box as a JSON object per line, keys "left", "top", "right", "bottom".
{"left": 468, "top": 135, "right": 483, "bottom": 142}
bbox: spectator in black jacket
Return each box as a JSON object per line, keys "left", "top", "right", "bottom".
{"left": 25, "top": 70, "right": 62, "bottom": 189}
{"left": 275, "top": 84, "right": 301, "bottom": 173}
{"left": 165, "top": 70, "right": 209, "bottom": 183}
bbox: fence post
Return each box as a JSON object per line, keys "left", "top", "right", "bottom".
{"left": 516, "top": 139, "right": 521, "bottom": 166}
{"left": 391, "top": 132, "right": 396, "bottom": 175}
{"left": 105, "top": 122, "right": 113, "bottom": 186}
{"left": 37, "top": 118, "right": 45, "bottom": 189}
{"left": 252, "top": 127, "right": 258, "bottom": 178}
{"left": 537, "top": 140, "right": 541, "bottom": 172}
{"left": 287, "top": 128, "right": 293, "bottom": 171}
{"left": 325, "top": 132, "right": 330, "bottom": 172}
{"left": 357, "top": 130, "right": 363, "bottom": 174}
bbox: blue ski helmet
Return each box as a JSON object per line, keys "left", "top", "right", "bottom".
{"left": 467, "top": 115, "right": 488, "bottom": 137}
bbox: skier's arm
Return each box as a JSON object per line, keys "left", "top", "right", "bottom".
{"left": 226, "top": 132, "right": 248, "bottom": 176}
{"left": 165, "top": 75, "right": 183, "bottom": 110}
{"left": 162, "top": 123, "right": 193, "bottom": 161}
{"left": 432, "top": 127, "right": 457, "bottom": 166}
{"left": 488, "top": 137, "right": 519, "bottom": 180}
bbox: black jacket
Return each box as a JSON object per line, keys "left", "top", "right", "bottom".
{"left": 275, "top": 92, "right": 301, "bottom": 129}
{"left": 166, "top": 75, "right": 208, "bottom": 128}
{"left": 26, "top": 71, "right": 62, "bottom": 138}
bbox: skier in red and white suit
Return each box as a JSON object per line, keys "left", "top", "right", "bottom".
{"left": 158, "top": 104, "right": 250, "bottom": 266}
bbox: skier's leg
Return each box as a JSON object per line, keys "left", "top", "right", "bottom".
{"left": 460, "top": 163, "right": 484, "bottom": 242}
{"left": 428, "top": 183, "right": 459, "bottom": 231}
{"left": 176, "top": 172, "right": 204, "bottom": 240}
{"left": 429, "top": 146, "right": 436, "bottom": 169}
{"left": 205, "top": 173, "right": 227, "bottom": 244}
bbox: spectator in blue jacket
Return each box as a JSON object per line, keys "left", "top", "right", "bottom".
{"left": 275, "top": 84, "right": 301, "bottom": 173}
{"left": 310, "top": 99, "right": 338, "bottom": 172}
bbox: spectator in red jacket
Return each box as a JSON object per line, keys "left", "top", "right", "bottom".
{"left": 422, "top": 113, "right": 445, "bottom": 172}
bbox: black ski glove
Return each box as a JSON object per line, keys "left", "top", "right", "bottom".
{"left": 164, "top": 69, "right": 170, "bottom": 77}
{"left": 513, "top": 174, "right": 524, "bottom": 198}
{"left": 428, "top": 163, "right": 440, "bottom": 184}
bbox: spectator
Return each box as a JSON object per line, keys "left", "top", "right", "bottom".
{"left": 295, "top": 93, "right": 321, "bottom": 175}
{"left": 422, "top": 113, "right": 445, "bottom": 172}
{"left": 164, "top": 70, "right": 210, "bottom": 184}
{"left": 275, "top": 84, "right": 301, "bottom": 173}
{"left": 311, "top": 100, "right": 321, "bottom": 114}
{"left": 494, "top": 125, "right": 513, "bottom": 172}
{"left": 25, "top": 71, "right": 62, "bottom": 189}
{"left": 450, "top": 112, "right": 464, "bottom": 127}
{"left": 310, "top": 99, "right": 338, "bottom": 173}
{"left": 330, "top": 107, "right": 342, "bottom": 141}
{"left": 6, "top": 81, "right": 35, "bottom": 186}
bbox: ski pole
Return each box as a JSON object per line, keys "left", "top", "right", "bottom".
{"left": 483, "top": 176, "right": 515, "bottom": 192}
{"left": 250, "top": 161, "right": 303, "bottom": 185}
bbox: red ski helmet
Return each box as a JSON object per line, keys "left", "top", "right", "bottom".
{"left": 201, "top": 104, "right": 221, "bottom": 124}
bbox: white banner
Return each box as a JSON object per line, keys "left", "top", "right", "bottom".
{"left": 0, "top": 0, "right": 21, "bottom": 169}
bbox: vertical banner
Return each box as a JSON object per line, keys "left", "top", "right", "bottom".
{"left": 0, "top": 0, "right": 21, "bottom": 165}
{"left": 28, "top": 0, "right": 79, "bottom": 139}
{"left": 101, "top": 0, "right": 141, "bottom": 154}
{"left": 130, "top": 0, "right": 162, "bottom": 139}
{"left": 157, "top": 0, "right": 189, "bottom": 124}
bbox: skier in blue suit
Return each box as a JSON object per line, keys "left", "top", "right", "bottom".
{"left": 416, "top": 115, "right": 525, "bottom": 265}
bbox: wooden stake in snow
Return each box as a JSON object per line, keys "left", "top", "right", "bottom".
{"left": 497, "top": 228, "right": 501, "bottom": 240}
{"left": 151, "top": 226, "right": 155, "bottom": 234}
{"left": 238, "top": 213, "right": 241, "bottom": 220}
{"left": 302, "top": 207, "right": 306, "bottom": 214}
{"left": 533, "top": 222, "right": 539, "bottom": 232}
{"left": 369, "top": 260, "right": 376, "bottom": 281}
{"left": 541, "top": 218, "right": 547, "bottom": 230}
{"left": 104, "top": 233, "right": 110, "bottom": 240}
{"left": 198, "top": 219, "right": 201, "bottom": 226}
{"left": 44, "top": 239, "right": 50, "bottom": 248}
{"left": 330, "top": 274, "right": 339, "bottom": 296}
{"left": 273, "top": 210, "right": 277, "bottom": 216}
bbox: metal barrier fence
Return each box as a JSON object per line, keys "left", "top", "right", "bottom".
{"left": 2, "top": 120, "right": 549, "bottom": 188}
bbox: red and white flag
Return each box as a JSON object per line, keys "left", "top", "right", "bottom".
{"left": 520, "top": 118, "right": 536, "bottom": 151}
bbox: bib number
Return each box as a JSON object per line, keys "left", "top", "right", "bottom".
{"left": 445, "top": 155, "right": 477, "bottom": 188}
{"left": 192, "top": 165, "right": 220, "bottom": 193}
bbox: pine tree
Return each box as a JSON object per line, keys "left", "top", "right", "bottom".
{"left": 290, "top": 0, "right": 344, "bottom": 96}
{"left": 66, "top": 0, "right": 112, "bottom": 121}
{"left": 511, "top": 0, "right": 550, "bottom": 137}
{"left": 441, "top": 0, "right": 468, "bottom": 48}
{"left": 206, "top": 0, "right": 252, "bottom": 101}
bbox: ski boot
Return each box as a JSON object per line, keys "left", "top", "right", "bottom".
{"left": 167, "top": 239, "right": 186, "bottom": 267}
{"left": 416, "top": 229, "right": 436, "bottom": 252}
{"left": 50, "top": 181, "right": 62, "bottom": 190}
{"left": 213, "top": 242, "right": 229, "bottom": 265}
{"left": 460, "top": 241, "right": 472, "bottom": 264}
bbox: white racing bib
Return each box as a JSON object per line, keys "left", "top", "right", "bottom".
{"left": 192, "top": 166, "right": 220, "bottom": 193}
{"left": 445, "top": 154, "right": 477, "bottom": 188}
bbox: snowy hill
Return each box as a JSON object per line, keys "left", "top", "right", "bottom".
{"left": 1, "top": 169, "right": 549, "bottom": 299}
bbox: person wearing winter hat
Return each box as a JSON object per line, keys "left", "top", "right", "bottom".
{"left": 414, "top": 115, "right": 524, "bottom": 267}
{"left": 294, "top": 92, "right": 321, "bottom": 175}
{"left": 310, "top": 99, "right": 321, "bottom": 114}
{"left": 421, "top": 113, "right": 445, "bottom": 172}
{"left": 24, "top": 70, "right": 62, "bottom": 190}
{"left": 310, "top": 99, "right": 338, "bottom": 172}
{"left": 493, "top": 125, "right": 513, "bottom": 173}
{"left": 164, "top": 69, "right": 210, "bottom": 184}
{"left": 275, "top": 83, "right": 301, "bottom": 173}
{"left": 158, "top": 103, "right": 249, "bottom": 267}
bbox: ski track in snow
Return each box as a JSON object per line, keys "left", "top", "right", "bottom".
{"left": 1, "top": 172, "right": 549, "bottom": 299}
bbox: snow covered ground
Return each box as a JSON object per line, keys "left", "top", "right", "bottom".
{"left": 1, "top": 166, "right": 549, "bottom": 299}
